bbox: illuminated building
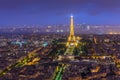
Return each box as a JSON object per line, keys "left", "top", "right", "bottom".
{"left": 66, "top": 15, "right": 77, "bottom": 46}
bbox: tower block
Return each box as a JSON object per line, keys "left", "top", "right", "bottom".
{"left": 66, "top": 16, "right": 77, "bottom": 46}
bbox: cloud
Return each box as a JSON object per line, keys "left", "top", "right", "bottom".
{"left": 0, "top": 0, "right": 120, "bottom": 16}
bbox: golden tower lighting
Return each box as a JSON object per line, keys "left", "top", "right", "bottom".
{"left": 66, "top": 15, "right": 77, "bottom": 46}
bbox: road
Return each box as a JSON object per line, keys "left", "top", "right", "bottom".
{"left": 53, "top": 45, "right": 75, "bottom": 80}
{"left": 0, "top": 47, "right": 48, "bottom": 77}
{"left": 53, "top": 64, "right": 66, "bottom": 80}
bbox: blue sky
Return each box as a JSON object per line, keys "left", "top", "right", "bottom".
{"left": 0, "top": 0, "right": 120, "bottom": 26}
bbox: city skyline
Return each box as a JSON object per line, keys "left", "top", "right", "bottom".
{"left": 1, "top": 0, "right": 120, "bottom": 26}
{"left": 1, "top": 1, "right": 120, "bottom": 79}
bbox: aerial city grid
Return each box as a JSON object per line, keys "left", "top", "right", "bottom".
{"left": 0, "top": 0, "right": 120, "bottom": 80}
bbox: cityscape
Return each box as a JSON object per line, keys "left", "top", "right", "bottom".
{"left": 1, "top": 0, "right": 120, "bottom": 80}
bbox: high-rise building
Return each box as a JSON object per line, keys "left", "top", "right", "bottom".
{"left": 66, "top": 16, "right": 77, "bottom": 46}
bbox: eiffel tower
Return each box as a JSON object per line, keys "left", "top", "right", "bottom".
{"left": 66, "top": 15, "right": 77, "bottom": 46}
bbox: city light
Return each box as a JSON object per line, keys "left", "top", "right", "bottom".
{"left": 0, "top": 0, "right": 120, "bottom": 80}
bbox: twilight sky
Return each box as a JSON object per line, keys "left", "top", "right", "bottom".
{"left": 0, "top": 0, "right": 120, "bottom": 26}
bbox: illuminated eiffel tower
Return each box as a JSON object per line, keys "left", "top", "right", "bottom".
{"left": 66, "top": 15, "right": 77, "bottom": 46}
